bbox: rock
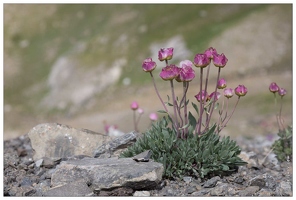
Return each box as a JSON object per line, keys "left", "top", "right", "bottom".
{"left": 183, "top": 176, "right": 192, "bottom": 184}
{"left": 98, "top": 187, "right": 133, "bottom": 196}
{"left": 42, "top": 157, "right": 61, "bottom": 168}
{"left": 238, "top": 151, "right": 261, "bottom": 169}
{"left": 93, "top": 131, "right": 138, "bottom": 158}
{"left": 249, "top": 175, "right": 266, "bottom": 189}
{"left": 44, "top": 179, "right": 93, "bottom": 197}
{"left": 184, "top": 186, "right": 196, "bottom": 194}
{"left": 28, "top": 123, "right": 108, "bottom": 161}
{"left": 191, "top": 188, "right": 210, "bottom": 196}
{"left": 210, "top": 183, "right": 228, "bottom": 196}
{"left": 33, "top": 179, "right": 51, "bottom": 196}
{"left": 203, "top": 176, "right": 221, "bottom": 188}
{"left": 238, "top": 186, "right": 260, "bottom": 196}
{"left": 275, "top": 181, "right": 292, "bottom": 196}
{"left": 257, "top": 188, "right": 276, "bottom": 196}
{"left": 35, "top": 159, "right": 43, "bottom": 168}
{"left": 133, "top": 191, "right": 151, "bottom": 196}
{"left": 51, "top": 157, "right": 163, "bottom": 192}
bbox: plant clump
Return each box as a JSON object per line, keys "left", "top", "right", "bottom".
{"left": 269, "top": 82, "right": 292, "bottom": 162}
{"left": 121, "top": 47, "right": 248, "bottom": 179}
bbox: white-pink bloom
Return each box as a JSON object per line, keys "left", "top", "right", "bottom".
{"left": 149, "top": 113, "right": 158, "bottom": 121}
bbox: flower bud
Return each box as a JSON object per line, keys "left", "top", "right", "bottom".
{"left": 130, "top": 101, "right": 139, "bottom": 110}
{"left": 235, "top": 85, "right": 248, "bottom": 97}
{"left": 217, "top": 78, "right": 227, "bottom": 89}
{"left": 209, "top": 91, "right": 221, "bottom": 101}
{"left": 175, "top": 60, "right": 195, "bottom": 82}
{"left": 142, "top": 58, "right": 157, "bottom": 72}
{"left": 224, "top": 88, "right": 234, "bottom": 99}
{"left": 269, "top": 82, "right": 279, "bottom": 93}
{"left": 213, "top": 53, "right": 228, "bottom": 68}
{"left": 149, "top": 113, "right": 158, "bottom": 121}
{"left": 278, "top": 88, "right": 287, "bottom": 97}
{"left": 159, "top": 64, "right": 179, "bottom": 81}
{"left": 158, "top": 47, "right": 174, "bottom": 61}
{"left": 137, "top": 108, "right": 144, "bottom": 114}
{"left": 193, "top": 53, "right": 210, "bottom": 68}
{"left": 204, "top": 47, "right": 218, "bottom": 59}
{"left": 194, "top": 90, "right": 209, "bottom": 102}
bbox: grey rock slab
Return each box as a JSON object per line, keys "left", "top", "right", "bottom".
{"left": 28, "top": 123, "right": 109, "bottom": 161}
{"left": 133, "top": 191, "right": 151, "bottom": 196}
{"left": 275, "top": 181, "right": 292, "bottom": 196}
{"left": 210, "top": 183, "right": 229, "bottom": 196}
{"left": 44, "top": 179, "right": 93, "bottom": 197}
{"left": 51, "top": 157, "right": 163, "bottom": 191}
{"left": 93, "top": 131, "right": 138, "bottom": 158}
{"left": 238, "top": 186, "right": 260, "bottom": 196}
{"left": 203, "top": 176, "right": 221, "bottom": 188}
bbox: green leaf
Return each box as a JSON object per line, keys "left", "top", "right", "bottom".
{"left": 179, "top": 123, "right": 190, "bottom": 130}
{"left": 158, "top": 110, "right": 168, "bottom": 114}
{"left": 188, "top": 111, "right": 197, "bottom": 129}
{"left": 191, "top": 102, "right": 199, "bottom": 115}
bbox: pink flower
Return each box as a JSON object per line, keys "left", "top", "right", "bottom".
{"left": 209, "top": 91, "right": 221, "bottom": 101}
{"left": 217, "top": 78, "right": 227, "bottom": 89}
{"left": 204, "top": 47, "right": 218, "bottom": 59}
{"left": 142, "top": 58, "right": 157, "bottom": 72}
{"left": 137, "top": 108, "right": 144, "bottom": 114}
{"left": 175, "top": 60, "right": 195, "bottom": 82}
{"left": 213, "top": 53, "right": 228, "bottom": 68}
{"left": 158, "top": 47, "right": 174, "bottom": 61}
{"left": 193, "top": 53, "right": 210, "bottom": 68}
{"left": 159, "top": 64, "right": 179, "bottom": 81}
{"left": 130, "top": 101, "right": 139, "bottom": 110}
{"left": 149, "top": 113, "right": 158, "bottom": 121}
{"left": 224, "top": 88, "right": 234, "bottom": 99}
{"left": 235, "top": 85, "right": 248, "bottom": 97}
{"left": 269, "top": 82, "right": 279, "bottom": 93}
{"left": 194, "top": 90, "right": 209, "bottom": 102}
{"left": 278, "top": 88, "right": 287, "bottom": 97}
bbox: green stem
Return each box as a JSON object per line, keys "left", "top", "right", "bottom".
{"left": 205, "top": 67, "right": 221, "bottom": 131}
{"left": 183, "top": 82, "right": 189, "bottom": 138}
{"left": 133, "top": 110, "right": 138, "bottom": 132}
{"left": 170, "top": 79, "right": 180, "bottom": 137}
{"left": 197, "top": 68, "right": 204, "bottom": 135}
{"left": 149, "top": 72, "right": 168, "bottom": 113}
{"left": 218, "top": 96, "right": 240, "bottom": 133}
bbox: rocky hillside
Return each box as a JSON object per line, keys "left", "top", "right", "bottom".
{"left": 4, "top": 4, "right": 292, "bottom": 140}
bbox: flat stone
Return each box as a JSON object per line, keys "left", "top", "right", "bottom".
{"left": 183, "top": 176, "right": 192, "bottom": 184}
{"left": 51, "top": 157, "right": 163, "bottom": 191}
{"left": 133, "top": 191, "right": 151, "bottom": 196}
{"left": 44, "top": 179, "right": 93, "bottom": 197}
{"left": 210, "top": 183, "right": 228, "bottom": 196}
{"left": 28, "top": 123, "right": 109, "bottom": 161}
{"left": 238, "top": 186, "right": 260, "bottom": 196}
{"left": 93, "top": 131, "right": 138, "bottom": 158}
{"left": 203, "top": 176, "right": 221, "bottom": 188}
{"left": 275, "top": 181, "right": 292, "bottom": 196}
{"left": 249, "top": 175, "right": 266, "bottom": 189}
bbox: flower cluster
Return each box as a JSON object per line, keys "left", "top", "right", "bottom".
{"left": 142, "top": 47, "right": 247, "bottom": 137}
{"left": 268, "top": 82, "right": 292, "bottom": 162}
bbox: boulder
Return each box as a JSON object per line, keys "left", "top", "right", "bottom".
{"left": 28, "top": 123, "right": 108, "bottom": 161}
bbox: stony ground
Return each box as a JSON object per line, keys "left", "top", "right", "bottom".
{"left": 3, "top": 133, "right": 292, "bottom": 197}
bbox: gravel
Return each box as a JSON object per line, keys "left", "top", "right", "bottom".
{"left": 3, "top": 133, "right": 292, "bottom": 197}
